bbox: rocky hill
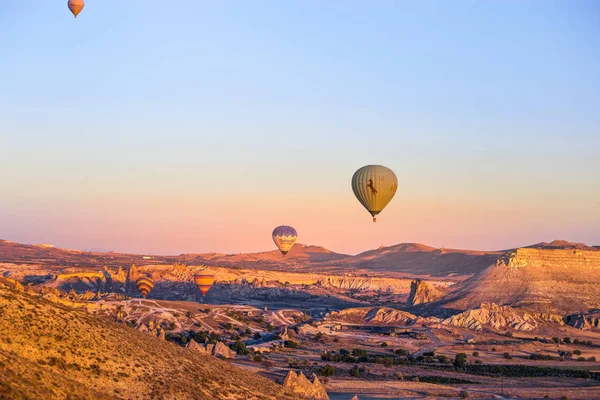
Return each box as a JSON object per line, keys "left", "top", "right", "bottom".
{"left": 441, "top": 302, "right": 539, "bottom": 331}
{"left": 305, "top": 243, "right": 502, "bottom": 277}
{"left": 327, "top": 307, "right": 419, "bottom": 326}
{"left": 180, "top": 244, "right": 348, "bottom": 266}
{"left": 434, "top": 248, "right": 600, "bottom": 315}
{"left": 0, "top": 285, "right": 298, "bottom": 399}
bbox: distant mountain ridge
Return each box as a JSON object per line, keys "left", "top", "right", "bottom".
{"left": 1, "top": 238, "right": 597, "bottom": 278}
{"left": 527, "top": 240, "right": 598, "bottom": 251}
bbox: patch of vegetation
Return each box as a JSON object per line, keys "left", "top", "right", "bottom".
{"left": 317, "top": 365, "right": 336, "bottom": 377}
{"left": 288, "top": 358, "right": 310, "bottom": 369}
{"left": 403, "top": 376, "right": 477, "bottom": 385}
{"left": 530, "top": 353, "right": 557, "bottom": 361}
{"left": 460, "top": 364, "right": 600, "bottom": 380}
{"left": 231, "top": 340, "right": 249, "bottom": 355}
{"left": 454, "top": 353, "right": 468, "bottom": 369}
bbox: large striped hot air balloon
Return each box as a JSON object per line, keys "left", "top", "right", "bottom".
{"left": 194, "top": 274, "right": 214, "bottom": 296}
{"left": 68, "top": 0, "right": 85, "bottom": 18}
{"left": 351, "top": 165, "right": 398, "bottom": 222}
{"left": 136, "top": 276, "right": 154, "bottom": 298}
{"left": 272, "top": 225, "right": 297, "bottom": 257}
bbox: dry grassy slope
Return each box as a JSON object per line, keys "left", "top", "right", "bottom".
{"left": 437, "top": 248, "right": 600, "bottom": 314}
{"left": 0, "top": 286, "right": 297, "bottom": 400}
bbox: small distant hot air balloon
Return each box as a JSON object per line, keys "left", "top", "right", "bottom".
{"left": 351, "top": 165, "right": 398, "bottom": 222}
{"left": 68, "top": 0, "right": 85, "bottom": 18}
{"left": 136, "top": 276, "right": 154, "bottom": 298}
{"left": 272, "top": 225, "right": 297, "bottom": 257}
{"left": 194, "top": 273, "right": 215, "bottom": 297}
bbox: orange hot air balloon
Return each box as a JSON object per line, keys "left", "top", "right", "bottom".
{"left": 136, "top": 276, "right": 154, "bottom": 298}
{"left": 194, "top": 274, "right": 215, "bottom": 296}
{"left": 68, "top": 0, "right": 85, "bottom": 18}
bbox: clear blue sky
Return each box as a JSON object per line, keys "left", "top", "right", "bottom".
{"left": 1, "top": 1, "right": 599, "bottom": 254}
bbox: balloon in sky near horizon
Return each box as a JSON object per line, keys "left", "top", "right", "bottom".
{"left": 193, "top": 273, "right": 215, "bottom": 296}
{"left": 272, "top": 225, "right": 297, "bottom": 257}
{"left": 68, "top": 0, "right": 84, "bottom": 18}
{"left": 351, "top": 165, "right": 398, "bottom": 222}
{"left": 136, "top": 276, "right": 154, "bottom": 298}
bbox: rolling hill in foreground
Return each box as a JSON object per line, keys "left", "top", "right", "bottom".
{"left": 0, "top": 285, "right": 297, "bottom": 400}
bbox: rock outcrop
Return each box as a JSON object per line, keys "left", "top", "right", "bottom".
{"left": 213, "top": 342, "right": 236, "bottom": 359}
{"left": 126, "top": 264, "right": 139, "bottom": 294}
{"left": 407, "top": 279, "right": 445, "bottom": 306}
{"left": 442, "top": 302, "right": 538, "bottom": 331}
{"left": 281, "top": 371, "right": 329, "bottom": 400}
{"left": 565, "top": 311, "right": 600, "bottom": 329}
{"left": 186, "top": 339, "right": 207, "bottom": 353}
{"left": 187, "top": 340, "right": 235, "bottom": 358}
{"left": 327, "top": 307, "right": 419, "bottom": 326}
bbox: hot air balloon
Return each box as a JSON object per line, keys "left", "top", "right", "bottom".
{"left": 272, "top": 225, "right": 297, "bottom": 257}
{"left": 136, "top": 276, "right": 154, "bottom": 298}
{"left": 68, "top": 0, "right": 84, "bottom": 18}
{"left": 194, "top": 273, "right": 215, "bottom": 297}
{"left": 351, "top": 165, "right": 397, "bottom": 222}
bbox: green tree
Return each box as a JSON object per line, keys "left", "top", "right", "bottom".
{"left": 231, "top": 340, "right": 248, "bottom": 355}
{"left": 349, "top": 365, "right": 360, "bottom": 377}
{"left": 454, "top": 353, "right": 468, "bottom": 368}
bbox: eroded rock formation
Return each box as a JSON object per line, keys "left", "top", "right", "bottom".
{"left": 186, "top": 339, "right": 207, "bottom": 353}
{"left": 442, "top": 302, "right": 538, "bottom": 331}
{"left": 565, "top": 311, "right": 600, "bottom": 329}
{"left": 281, "top": 370, "right": 329, "bottom": 400}
{"left": 407, "top": 279, "right": 445, "bottom": 306}
{"left": 327, "top": 307, "right": 421, "bottom": 326}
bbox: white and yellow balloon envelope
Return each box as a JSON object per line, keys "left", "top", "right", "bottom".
{"left": 351, "top": 165, "right": 398, "bottom": 222}
{"left": 272, "top": 225, "right": 297, "bottom": 257}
